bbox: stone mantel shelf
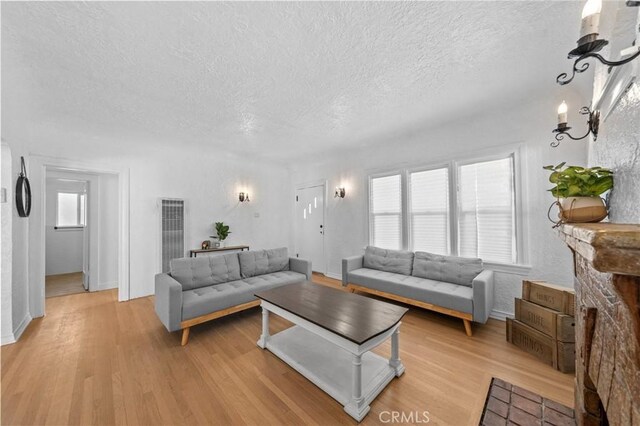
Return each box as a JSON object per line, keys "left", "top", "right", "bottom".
{"left": 558, "top": 223, "right": 640, "bottom": 277}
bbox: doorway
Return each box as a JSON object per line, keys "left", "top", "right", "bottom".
{"left": 44, "top": 173, "right": 88, "bottom": 297}
{"left": 43, "top": 168, "right": 119, "bottom": 300}
{"left": 295, "top": 183, "right": 326, "bottom": 274}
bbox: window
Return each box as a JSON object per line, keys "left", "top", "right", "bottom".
{"left": 56, "top": 192, "right": 86, "bottom": 228}
{"left": 368, "top": 152, "right": 520, "bottom": 265}
{"left": 409, "top": 167, "right": 450, "bottom": 255}
{"left": 458, "top": 157, "right": 515, "bottom": 264}
{"left": 369, "top": 174, "right": 402, "bottom": 250}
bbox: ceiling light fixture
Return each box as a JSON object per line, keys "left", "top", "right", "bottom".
{"left": 551, "top": 101, "right": 600, "bottom": 147}
{"left": 556, "top": 0, "right": 640, "bottom": 86}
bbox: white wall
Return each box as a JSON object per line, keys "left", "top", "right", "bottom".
{"left": 291, "top": 95, "right": 589, "bottom": 316}
{"left": 9, "top": 138, "right": 30, "bottom": 340}
{"left": 1, "top": 143, "right": 15, "bottom": 344}
{"left": 99, "top": 173, "right": 119, "bottom": 289}
{"left": 588, "top": 6, "right": 639, "bottom": 222}
{"left": 45, "top": 178, "right": 86, "bottom": 275}
{"left": 3, "top": 128, "right": 294, "bottom": 308}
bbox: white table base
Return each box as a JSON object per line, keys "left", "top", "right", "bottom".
{"left": 257, "top": 301, "right": 404, "bottom": 422}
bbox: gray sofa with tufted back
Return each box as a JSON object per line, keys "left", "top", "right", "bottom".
{"left": 342, "top": 246, "right": 493, "bottom": 336}
{"left": 155, "top": 247, "right": 311, "bottom": 345}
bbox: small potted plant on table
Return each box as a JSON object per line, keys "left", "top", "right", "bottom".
{"left": 543, "top": 162, "right": 613, "bottom": 224}
{"left": 214, "top": 222, "right": 231, "bottom": 247}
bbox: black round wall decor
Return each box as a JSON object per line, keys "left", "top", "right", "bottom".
{"left": 16, "top": 156, "right": 31, "bottom": 217}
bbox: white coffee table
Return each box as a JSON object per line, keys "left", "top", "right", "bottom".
{"left": 255, "top": 282, "right": 408, "bottom": 421}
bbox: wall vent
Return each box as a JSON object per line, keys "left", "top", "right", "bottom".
{"left": 160, "top": 198, "right": 185, "bottom": 273}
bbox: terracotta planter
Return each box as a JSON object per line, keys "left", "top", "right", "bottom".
{"left": 559, "top": 197, "right": 608, "bottom": 223}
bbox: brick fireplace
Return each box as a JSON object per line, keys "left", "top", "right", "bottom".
{"left": 558, "top": 223, "right": 640, "bottom": 425}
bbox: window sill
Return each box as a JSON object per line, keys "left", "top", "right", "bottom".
{"left": 54, "top": 226, "right": 85, "bottom": 231}
{"left": 484, "top": 262, "right": 532, "bottom": 276}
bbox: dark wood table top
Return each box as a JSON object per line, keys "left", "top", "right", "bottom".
{"left": 255, "top": 282, "right": 408, "bottom": 345}
{"left": 189, "top": 245, "right": 250, "bottom": 257}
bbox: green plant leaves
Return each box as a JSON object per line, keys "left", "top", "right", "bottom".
{"left": 214, "top": 221, "right": 231, "bottom": 241}
{"left": 543, "top": 164, "right": 613, "bottom": 198}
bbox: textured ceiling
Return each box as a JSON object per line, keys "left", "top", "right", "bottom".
{"left": 2, "top": 1, "right": 590, "bottom": 162}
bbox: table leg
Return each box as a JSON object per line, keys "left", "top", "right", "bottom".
{"left": 344, "top": 354, "right": 370, "bottom": 421}
{"left": 389, "top": 326, "right": 405, "bottom": 377}
{"left": 257, "top": 307, "right": 270, "bottom": 349}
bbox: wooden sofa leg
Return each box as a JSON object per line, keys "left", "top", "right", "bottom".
{"left": 463, "top": 320, "right": 472, "bottom": 337}
{"left": 181, "top": 327, "right": 190, "bottom": 346}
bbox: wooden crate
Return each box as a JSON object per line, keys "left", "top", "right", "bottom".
{"left": 514, "top": 298, "right": 575, "bottom": 342}
{"left": 522, "top": 280, "right": 575, "bottom": 316}
{"left": 506, "top": 318, "right": 575, "bottom": 373}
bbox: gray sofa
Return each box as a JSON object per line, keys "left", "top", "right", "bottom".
{"left": 342, "top": 246, "right": 494, "bottom": 336}
{"left": 155, "top": 247, "right": 311, "bottom": 345}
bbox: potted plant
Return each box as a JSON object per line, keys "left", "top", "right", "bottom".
{"left": 543, "top": 162, "right": 613, "bottom": 223}
{"left": 214, "top": 222, "right": 231, "bottom": 246}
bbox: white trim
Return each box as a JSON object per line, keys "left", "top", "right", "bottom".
{"left": 325, "top": 272, "right": 342, "bottom": 281}
{"left": 489, "top": 309, "right": 511, "bottom": 321}
{"left": 96, "top": 281, "right": 118, "bottom": 291}
{"left": 2, "top": 313, "right": 34, "bottom": 345}
{"left": 0, "top": 333, "right": 16, "bottom": 346}
{"left": 13, "top": 313, "right": 32, "bottom": 340}
{"left": 28, "top": 155, "right": 130, "bottom": 319}
{"left": 485, "top": 262, "right": 532, "bottom": 275}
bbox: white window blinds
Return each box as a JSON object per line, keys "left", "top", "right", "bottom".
{"left": 370, "top": 174, "right": 402, "bottom": 250}
{"left": 409, "top": 168, "right": 450, "bottom": 254}
{"left": 458, "top": 156, "right": 516, "bottom": 264}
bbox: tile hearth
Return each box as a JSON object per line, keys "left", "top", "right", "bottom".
{"left": 480, "top": 378, "right": 575, "bottom": 426}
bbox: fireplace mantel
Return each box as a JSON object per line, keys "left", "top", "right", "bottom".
{"left": 559, "top": 223, "right": 640, "bottom": 276}
{"left": 558, "top": 223, "right": 640, "bottom": 425}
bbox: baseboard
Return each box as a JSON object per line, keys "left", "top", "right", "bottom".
{"left": 95, "top": 281, "right": 118, "bottom": 291}
{"left": 14, "top": 313, "right": 32, "bottom": 340}
{"left": 1, "top": 332, "right": 16, "bottom": 346}
{"left": 324, "top": 272, "right": 342, "bottom": 281}
{"left": 490, "top": 309, "right": 512, "bottom": 321}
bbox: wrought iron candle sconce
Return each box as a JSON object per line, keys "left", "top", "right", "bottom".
{"left": 239, "top": 192, "right": 250, "bottom": 202}
{"left": 334, "top": 187, "right": 346, "bottom": 199}
{"left": 556, "top": 0, "right": 640, "bottom": 86}
{"left": 557, "top": 40, "right": 640, "bottom": 86}
{"left": 551, "top": 106, "right": 600, "bottom": 147}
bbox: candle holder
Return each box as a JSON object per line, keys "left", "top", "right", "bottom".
{"left": 551, "top": 106, "right": 600, "bottom": 147}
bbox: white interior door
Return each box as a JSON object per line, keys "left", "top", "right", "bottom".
{"left": 295, "top": 185, "right": 325, "bottom": 273}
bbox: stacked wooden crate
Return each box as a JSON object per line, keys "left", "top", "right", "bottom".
{"left": 506, "top": 280, "right": 576, "bottom": 373}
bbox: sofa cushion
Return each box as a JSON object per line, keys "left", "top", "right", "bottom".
{"left": 348, "top": 268, "right": 473, "bottom": 314}
{"left": 170, "top": 254, "right": 241, "bottom": 291}
{"left": 239, "top": 247, "right": 290, "bottom": 278}
{"left": 363, "top": 246, "right": 414, "bottom": 276}
{"left": 181, "top": 271, "right": 306, "bottom": 320}
{"left": 412, "top": 252, "right": 482, "bottom": 287}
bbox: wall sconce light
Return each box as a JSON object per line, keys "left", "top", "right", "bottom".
{"left": 556, "top": 0, "right": 640, "bottom": 86}
{"left": 334, "top": 187, "right": 346, "bottom": 199}
{"left": 239, "top": 192, "right": 250, "bottom": 202}
{"left": 551, "top": 101, "right": 600, "bottom": 147}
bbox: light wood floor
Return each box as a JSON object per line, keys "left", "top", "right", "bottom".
{"left": 1, "top": 274, "right": 574, "bottom": 425}
{"left": 45, "top": 272, "right": 86, "bottom": 298}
